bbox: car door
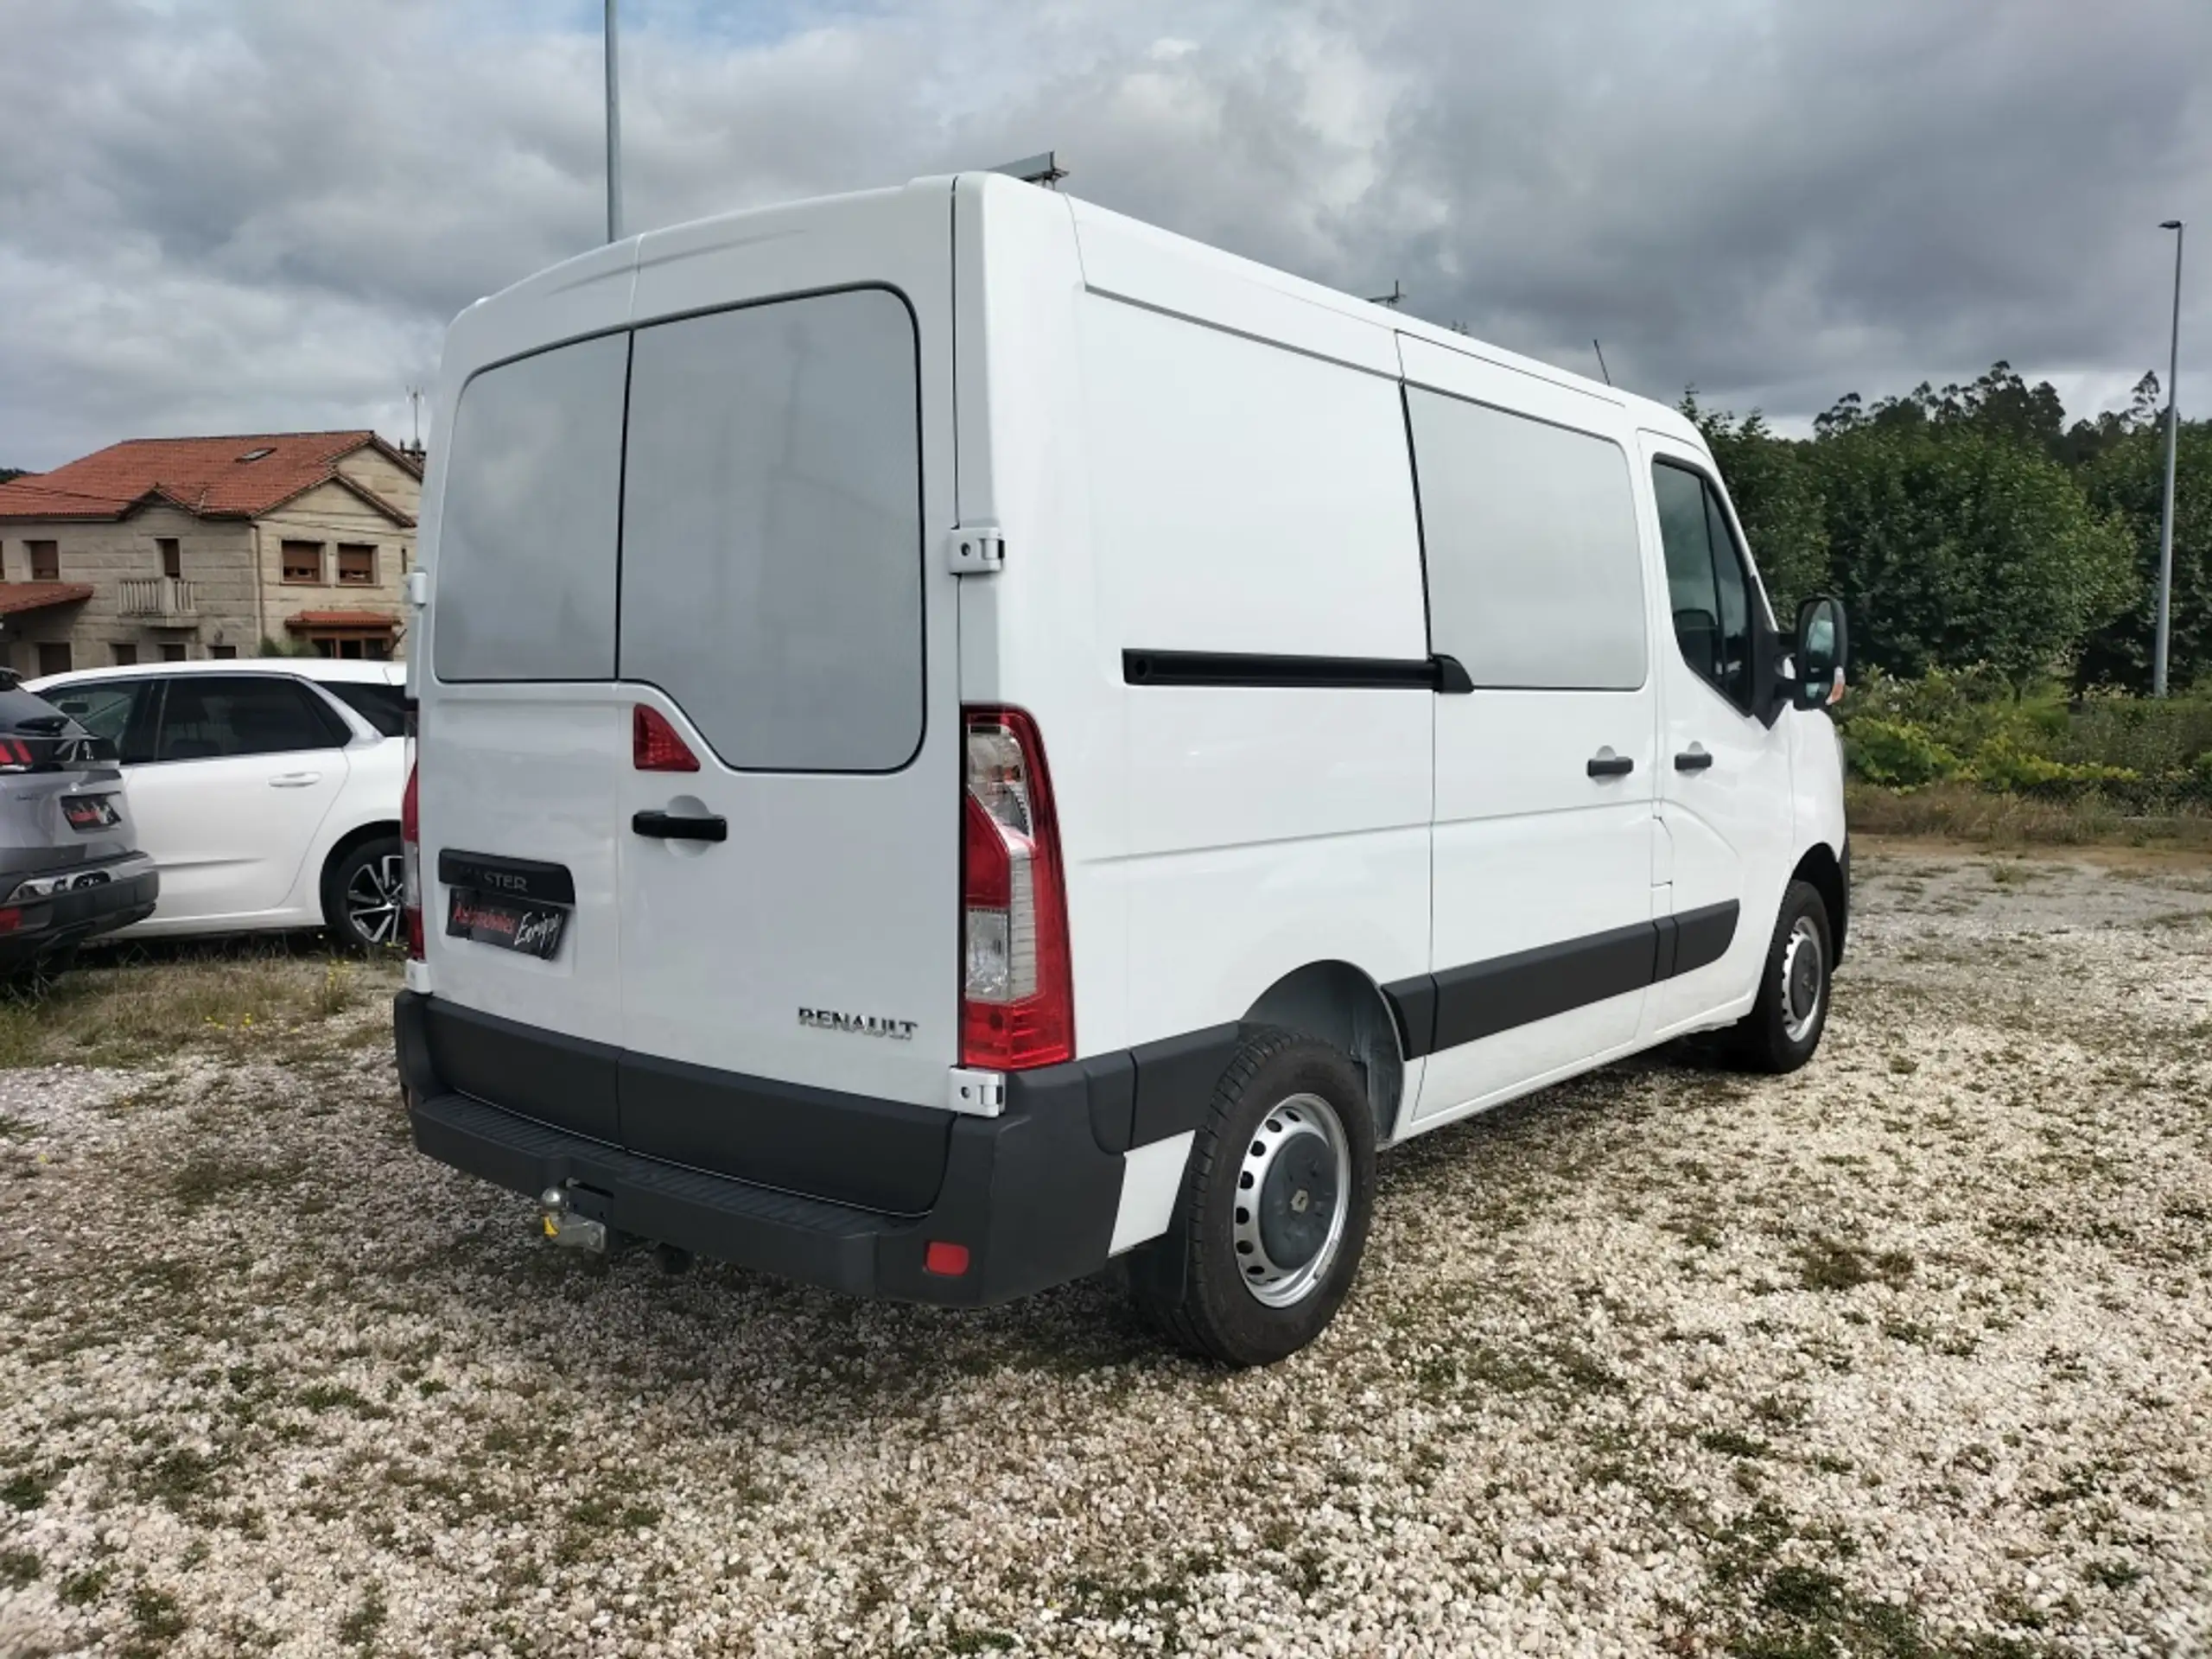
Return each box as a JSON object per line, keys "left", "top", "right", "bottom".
{"left": 1640, "top": 437, "right": 1795, "bottom": 1037}
{"left": 1398, "top": 338, "right": 1660, "bottom": 1126}
{"left": 124, "top": 673, "right": 352, "bottom": 924}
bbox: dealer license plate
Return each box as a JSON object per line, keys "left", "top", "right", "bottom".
{"left": 445, "top": 888, "right": 566, "bottom": 960}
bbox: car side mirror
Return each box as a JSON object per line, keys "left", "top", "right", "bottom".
{"left": 1791, "top": 595, "right": 1847, "bottom": 710}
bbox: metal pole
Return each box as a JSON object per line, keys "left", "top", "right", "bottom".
{"left": 604, "top": 0, "right": 624, "bottom": 243}
{"left": 2155, "top": 220, "right": 2183, "bottom": 696}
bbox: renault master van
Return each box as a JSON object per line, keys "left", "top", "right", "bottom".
{"left": 397, "top": 173, "right": 1849, "bottom": 1365}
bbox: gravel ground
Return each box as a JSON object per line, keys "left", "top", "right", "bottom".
{"left": 2, "top": 844, "right": 2209, "bottom": 1657}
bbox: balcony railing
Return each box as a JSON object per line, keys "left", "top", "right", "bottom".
{"left": 116, "top": 576, "right": 198, "bottom": 623}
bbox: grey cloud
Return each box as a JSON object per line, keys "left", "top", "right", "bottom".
{"left": 1, "top": 0, "right": 2206, "bottom": 466}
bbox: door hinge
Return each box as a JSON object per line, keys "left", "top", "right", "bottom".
{"left": 406, "top": 569, "right": 429, "bottom": 607}
{"left": 948, "top": 1067, "right": 1006, "bottom": 1118}
{"left": 946, "top": 525, "right": 1005, "bottom": 575}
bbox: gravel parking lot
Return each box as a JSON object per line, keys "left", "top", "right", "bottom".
{"left": 2, "top": 844, "right": 2209, "bottom": 1657}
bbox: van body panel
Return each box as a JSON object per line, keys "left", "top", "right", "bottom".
{"left": 1636, "top": 430, "right": 1796, "bottom": 1039}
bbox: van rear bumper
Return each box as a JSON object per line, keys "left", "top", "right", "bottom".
{"left": 394, "top": 990, "right": 1132, "bottom": 1306}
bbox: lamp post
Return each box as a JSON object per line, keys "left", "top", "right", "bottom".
{"left": 2154, "top": 219, "right": 2183, "bottom": 696}
{"left": 604, "top": 0, "right": 624, "bottom": 244}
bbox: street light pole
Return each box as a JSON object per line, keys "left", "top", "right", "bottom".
{"left": 2155, "top": 219, "right": 2183, "bottom": 696}
{"left": 604, "top": 0, "right": 624, "bottom": 244}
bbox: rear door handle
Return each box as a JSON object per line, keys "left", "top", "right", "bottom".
{"left": 1675, "top": 747, "right": 1714, "bottom": 772}
{"left": 632, "top": 810, "right": 728, "bottom": 843}
{"left": 1586, "top": 752, "right": 1634, "bottom": 779}
{"left": 268, "top": 771, "right": 322, "bottom": 787}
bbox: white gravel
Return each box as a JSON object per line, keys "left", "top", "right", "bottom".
{"left": 1, "top": 845, "right": 2209, "bottom": 1657}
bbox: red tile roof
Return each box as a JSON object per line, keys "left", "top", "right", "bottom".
{"left": 0, "top": 582, "right": 95, "bottom": 617}
{"left": 0, "top": 432, "right": 421, "bottom": 524}
{"left": 283, "top": 610, "right": 399, "bottom": 630}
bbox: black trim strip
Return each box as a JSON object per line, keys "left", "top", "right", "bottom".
{"left": 1123, "top": 649, "right": 1472, "bottom": 693}
{"left": 437, "top": 849, "right": 576, "bottom": 906}
{"left": 1384, "top": 900, "right": 1740, "bottom": 1060}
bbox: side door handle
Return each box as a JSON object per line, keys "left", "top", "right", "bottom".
{"left": 268, "top": 771, "right": 322, "bottom": 787}
{"left": 1675, "top": 747, "right": 1714, "bottom": 772}
{"left": 1586, "top": 751, "right": 1635, "bottom": 779}
{"left": 632, "top": 809, "right": 728, "bottom": 843}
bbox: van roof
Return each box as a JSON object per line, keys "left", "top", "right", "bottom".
{"left": 454, "top": 173, "right": 1707, "bottom": 455}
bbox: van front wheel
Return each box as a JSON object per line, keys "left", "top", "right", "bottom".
{"left": 1732, "top": 880, "right": 1834, "bottom": 1073}
{"left": 1129, "top": 1027, "right": 1375, "bottom": 1367}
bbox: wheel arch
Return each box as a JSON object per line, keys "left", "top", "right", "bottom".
{"left": 1790, "top": 841, "right": 1847, "bottom": 963}
{"left": 1242, "top": 960, "right": 1408, "bottom": 1147}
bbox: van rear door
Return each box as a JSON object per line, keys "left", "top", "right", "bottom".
{"left": 612, "top": 198, "right": 960, "bottom": 1198}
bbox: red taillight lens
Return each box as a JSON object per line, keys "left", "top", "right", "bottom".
{"left": 399, "top": 760, "right": 423, "bottom": 960}
{"left": 0, "top": 907, "right": 20, "bottom": 935}
{"left": 959, "top": 706, "right": 1072, "bottom": 1070}
{"left": 633, "top": 706, "right": 700, "bottom": 772}
{"left": 0, "top": 737, "right": 34, "bottom": 772}
{"left": 923, "top": 1241, "right": 970, "bottom": 1277}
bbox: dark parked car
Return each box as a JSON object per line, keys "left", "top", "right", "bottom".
{"left": 0, "top": 682, "right": 157, "bottom": 983}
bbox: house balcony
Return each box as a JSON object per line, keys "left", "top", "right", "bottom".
{"left": 116, "top": 577, "right": 200, "bottom": 626}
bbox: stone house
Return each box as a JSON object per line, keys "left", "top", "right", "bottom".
{"left": 0, "top": 431, "right": 423, "bottom": 678}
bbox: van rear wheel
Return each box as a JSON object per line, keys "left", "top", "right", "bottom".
{"left": 1128, "top": 1027, "right": 1375, "bottom": 1367}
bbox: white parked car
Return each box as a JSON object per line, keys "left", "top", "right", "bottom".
{"left": 29, "top": 658, "right": 408, "bottom": 951}
{"left": 397, "top": 175, "right": 1849, "bottom": 1365}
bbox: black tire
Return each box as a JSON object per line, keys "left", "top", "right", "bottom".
{"left": 1731, "top": 879, "right": 1834, "bottom": 1074}
{"left": 1128, "top": 1027, "right": 1376, "bottom": 1367}
{"left": 322, "top": 835, "right": 406, "bottom": 955}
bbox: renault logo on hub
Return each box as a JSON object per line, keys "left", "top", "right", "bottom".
{"left": 798, "top": 1008, "right": 918, "bottom": 1040}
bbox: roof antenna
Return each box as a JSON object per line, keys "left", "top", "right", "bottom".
{"left": 1368, "top": 281, "right": 1406, "bottom": 309}
{"left": 991, "top": 151, "right": 1068, "bottom": 189}
{"left": 1592, "top": 340, "right": 1614, "bottom": 386}
{"left": 405, "top": 386, "right": 423, "bottom": 454}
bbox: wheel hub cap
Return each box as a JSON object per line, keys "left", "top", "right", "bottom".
{"left": 1780, "top": 918, "right": 1824, "bottom": 1042}
{"left": 1232, "top": 1093, "right": 1352, "bottom": 1309}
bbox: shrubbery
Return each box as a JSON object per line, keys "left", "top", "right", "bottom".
{"left": 1838, "top": 668, "right": 2212, "bottom": 809}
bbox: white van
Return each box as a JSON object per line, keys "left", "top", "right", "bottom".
{"left": 397, "top": 174, "right": 1849, "bottom": 1365}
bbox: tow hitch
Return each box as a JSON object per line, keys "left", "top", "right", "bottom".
{"left": 537, "top": 1185, "right": 607, "bottom": 1253}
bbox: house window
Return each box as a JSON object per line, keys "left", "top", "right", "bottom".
{"left": 157, "top": 537, "right": 182, "bottom": 579}
{"left": 112, "top": 643, "right": 138, "bottom": 666}
{"left": 210, "top": 645, "right": 238, "bottom": 660}
{"left": 282, "top": 541, "right": 323, "bottom": 583}
{"left": 29, "top": 541, "right": 59, "bottom": 582}
{"left": 160, "top": 643, "right": 189, "bottom": 663}
{"left": 36, "top": 642, "right": 72, "bottom": 677}
{"left": 336, "top": 543, "right": 378, "bottom": 585}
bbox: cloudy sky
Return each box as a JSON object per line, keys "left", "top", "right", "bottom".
{"left": 1, "top": 0, "right": 2206, "bottom": 468}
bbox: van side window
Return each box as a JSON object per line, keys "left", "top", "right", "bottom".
{"left": 1652, "top": 461, "right": 1753, "bottom": 709}
{"left": 434, "top": 334, "right": 629, "bottom": 683}
{"left": 619, "top": 289, "right": 924, "bottom": 773}
{"left": 1406, "top": 390, "right": 1646, "bottom": 690}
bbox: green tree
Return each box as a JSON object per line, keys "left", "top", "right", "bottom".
{"left": 1813, "top": 421, "right": 2134, "bottom": 690}
{"left": 2076, "top": 418, "right": 2212, "bottom": 690}
{"left": 1681, "top": 391, "right": 1830, "bottom": 618}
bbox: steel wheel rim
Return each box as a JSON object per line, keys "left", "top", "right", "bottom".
{"left": 1232, "top": 1091, "right": 1351, "bottom": 1309}
{"left": 1780, "top": 916, "right": 1824, "bottom": 1043}
{"left": 346, "top": 854, "right": 404, "bottom": 948}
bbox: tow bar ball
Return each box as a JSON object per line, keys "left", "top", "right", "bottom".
{"left": 537, "top": 1186, "right": 608, "bottom": 1254}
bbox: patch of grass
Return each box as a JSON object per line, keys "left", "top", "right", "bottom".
{"left": 339, "top": 1584, "right": 387, "bottom": 1649}
{"left": 169, "top": 1151, "right": 305, "bottom": 1212}
{"left": 297, "top": 1382, "right": 389, "bottom": 1418}
{"left": 1847, "top": 781, "right": 2212, "bottom": 850}
{"left": 0, "top": 944, "right": 400, "bottom": 1070}
{"left": 0, "top": 1548, "right": 40, "bottom": 1589}
{"left": 1699, "top": 1427, "right": 1773, "bottom": 1460}
{"left": 1796, "top": 1237, "right": 1915, "bottom": 1293}
{"left": 2084, "top": 1559, "right": 2145, "bottom": 1591}
{"left": 122, "top": 1583, "right": 187, "bottom": 1656}
{"left": 135, "top": 1446, "right": 222, "bottom": 1513}
{"left": 60, "top": 1564, "right": 113, "bottom": 1605}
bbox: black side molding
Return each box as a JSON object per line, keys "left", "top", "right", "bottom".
{"left": 1123, "top": 650, "right": 1473, "bottom": 694}
{"left": 1384, "top": 901, "right": 1741, "bottom": 1060}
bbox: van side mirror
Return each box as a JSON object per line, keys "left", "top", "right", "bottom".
{"left": 1791, "top": 595, "right": 1847, "bottom": 710}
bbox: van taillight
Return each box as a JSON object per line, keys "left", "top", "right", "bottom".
{"left": 400, "top": 759, "right": 423, "bottom": 961}
{"left": 960, "top": 707, "right": 1072, "bottom": 1070}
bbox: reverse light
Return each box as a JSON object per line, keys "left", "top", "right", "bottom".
{"left": 633, "top": 706, "right": 700, "bottom": 772}
{"left": 959, "top": 707, "right": 1073, "bottom": 1070}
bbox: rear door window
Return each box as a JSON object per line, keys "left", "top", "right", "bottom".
{"left": 433, "top": 333, "right": 629, "bottom": 683}
{"left": 324, "top": 679, "right": 408, "bottom": 736}
{"left": 154, "top": 676, "right": 345, "bottom": 761}
{"left": 618, "top": 288, "right": 925, "bottom": 772}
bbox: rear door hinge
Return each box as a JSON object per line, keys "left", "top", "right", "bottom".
{"left": 948, "top": 1067, "right": 1006, "bottom": 1118}
{"left": 946, "top": 525, "right": 1004, "bottom": 575}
